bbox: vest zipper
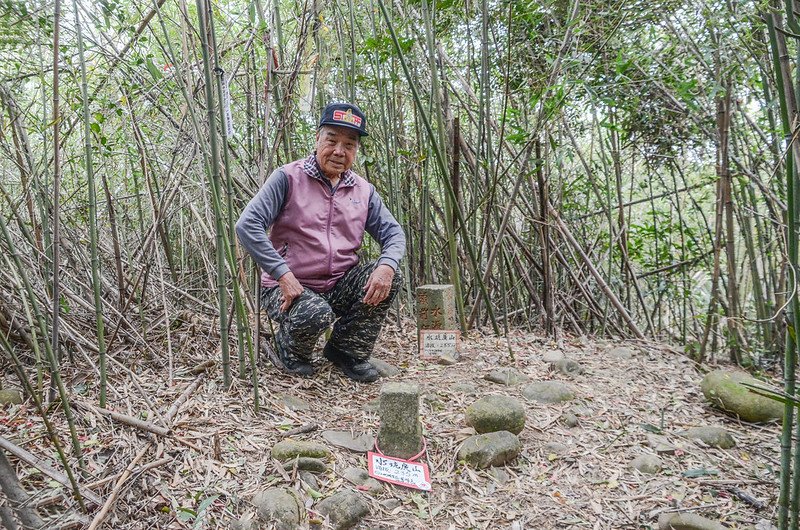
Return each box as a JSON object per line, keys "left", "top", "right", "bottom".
{"left": 326, "top": 187, "right": 335, "bottom": 279}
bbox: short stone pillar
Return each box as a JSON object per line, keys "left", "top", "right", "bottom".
{"left": 416, "top": 284, "right": 457, "bottom": 330}
{"left": 376, "top": 383, "right": 422, "bottom": 459}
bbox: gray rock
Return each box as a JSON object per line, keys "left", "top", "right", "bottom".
{"left": 554, "top": 359, "right": 584, "bottom": 377}
{"left": 299, "top": 470, "right": 319, "bottom": 491}
{"left": 437, "top": 353, "right": 459, "bottom": 365}
{"left": 571, "top": 404, "right": 592, "bottom": 416}
{"left": 608, "top": 346, "right": 635, "bottom": 360}
{"left": 281, "top": 457, "right": 327, "bottom": 473}
{"left": 701, "top": 370, "right": 783, "bottom": 423}
{"left": 682, "top": 426, "right": 736, "bottom": 449}
{"left": 543, "top": 442, "right": 568, "bottom": 455}
{"left": 629, "top": 454, "right": 662, "bottom": 474}
{"left": 343, "top": 467, "right": 383, "bottom": 495}
{"left": 0, "top": 389, "right": 22, "bottom": 406}
{"left": 484, "top": 368, "right": 529, "bottom": 386}
{"left": 271, "top": 439, "right": 331, "bottom": 461}
{"left": 522, "top": 381, "right": 575, "bottom": 403}
{"left": 542, "top": 350, "right": 565, "bottom": 363}
{"left": 379, "top": 498, "right": 402, "bottom": 511}
{"left": 452, "top": 382, "right": 478, "bottom": 395}
{"left": 276, "top": 393, "right": 310, "bottom": 412}
{"left": 377, "top": 383, "right": 423, "bottom": 459}
{"left": 647, "top": 434, "right": 678, "bottom": 455}
{"left": 488, "top": 467, "right": 509, "bottom": 484}
{"left": 363, "top": 399, "right": 379, "bottom": 413}
{"left": 371, "top": 358, "right": 400, "bottom": 377}
{"left": 658, "top": 512, "right": 727, "bottom": 530}
{"left": 465, "top": 395, "right": 526, "bottom": 435}
{"left": 457, "top": 431, "right": 522, "bottom": 468}
{"left": 322, "top": 430, "right": 374, "bottom": 453}
{"left": 754, "top": 520, "right": 778, "bottom": 530}
{"left": 422, "top": 392, "right": 443, "bottom": 408}
{"left": 315, "top": 490, "right": 370, "bottom": 529}
{"left": 230, "top": 513, "right": 257, "bottom": 530}
{"left": 252, "top": 488, "right": 303, "bottom": 529}
{"left": 562, "top": 413, "right": 579, "bottom": 428}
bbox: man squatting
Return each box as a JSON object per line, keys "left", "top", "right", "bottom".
{"left": 235, "top": 102, "right": 405, "bottom": 383}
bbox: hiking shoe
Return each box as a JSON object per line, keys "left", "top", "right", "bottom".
{"left": 264, "top": 341, "right": 314, "bottom": 377}
{"left": 324, "top": 346, "right": 379, "bottom": 383}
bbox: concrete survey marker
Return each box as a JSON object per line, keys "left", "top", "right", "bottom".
{"left": 416, "top": 284, "right": 457, "bottom": 330}
{"left": 376, "top": 382, "right": 423, "bottom": 459}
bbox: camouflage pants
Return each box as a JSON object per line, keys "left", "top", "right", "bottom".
{"left": 262, "top": 261, "right": 402, "bottom": 363}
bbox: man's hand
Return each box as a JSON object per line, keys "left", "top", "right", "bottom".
{"left": 363, "top": 265, "right": 395, "bottom": 306}
{"left": 277, "top": 272, "right": 304, "bottom": 312}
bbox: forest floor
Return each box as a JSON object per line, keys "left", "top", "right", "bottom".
{"left": 0, "top": 315, "right": 783, "bottom": 529}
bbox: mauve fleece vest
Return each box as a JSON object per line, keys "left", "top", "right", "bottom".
{"left": 261, "top": 159, "right": 371, "bottom": 293}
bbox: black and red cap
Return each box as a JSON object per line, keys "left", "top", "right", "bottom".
{"left": 319, "top": 102, "right": 368, "bottom": 137}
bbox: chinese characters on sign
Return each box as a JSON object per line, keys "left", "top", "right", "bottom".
{"left": 419, "top": 330, "right": 459, "bottom": 361}
{"left": 367, "top": 452, "right": 431, "bottom": 491}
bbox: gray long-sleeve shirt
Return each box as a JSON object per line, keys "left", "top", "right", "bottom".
{"left": 235, "top": 166, "right": 406, "bottom": 282}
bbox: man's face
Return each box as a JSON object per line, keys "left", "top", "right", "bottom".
{"left": 315, "top": 126, "right": 359, "bottom": 179}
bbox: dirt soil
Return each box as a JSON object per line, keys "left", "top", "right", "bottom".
{"left": 0, "top": 317, "right": 782, "bottom": 529}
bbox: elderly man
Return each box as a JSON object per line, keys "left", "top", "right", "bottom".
{"left": 236, "top": 103, "right": 405, "bottom": 383}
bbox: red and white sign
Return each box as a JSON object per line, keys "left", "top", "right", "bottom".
{"left": 367, "top": 451, "right": 431, "bottom": 491}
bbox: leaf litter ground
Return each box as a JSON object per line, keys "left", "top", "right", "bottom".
{"left": 0, "top": 317, "right": 781, "bottom": 529}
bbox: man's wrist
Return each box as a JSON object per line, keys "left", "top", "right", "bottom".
{"left": 272, "top": 264, "right": 291, "bottom": 281}
{"left": 376, "top": 257, "right": 398, "bottom": 271}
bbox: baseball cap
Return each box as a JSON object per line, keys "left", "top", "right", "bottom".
{"left": 319, "top": 102, "right": 368, "bottom": 136}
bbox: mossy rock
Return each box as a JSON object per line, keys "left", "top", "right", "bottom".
{"left": 271, "top": 439, "right": 331, "bottom": 461}
{"left": 252, "top": 488, "right": 304, "bottom": 529}
{"left": 0, "top": 389, "right": 23, "bottom": 406}
{"left": 280, "top": 457, "right": 327, "bottom": 473}
{"left": 465, "top": 395, "right": 526, "bottom": 435}
{"left": 315, "top": 490, "right": 370, "bottom": 529}
{"left": 343, "top": 468, "right": 383, "bottom": 495}
{"left": 457, "top": 431, "right": 521, "bottom": 468}
{"left": 484, "top": 368, "right": 529, "bottom": 386}
{"left": 700, "top": 370, "right": 783, "bottom": 423}
{"left": 658, "top": 512, "right": 726, "bottom": 530}
{"left": 522, "top": 381, "right": 575, "bottom": 404}
{"left": 683, "top": 426, "right": 735, "bottom": 449}
{"left": 629, "top": 454, "right": 662, "bottom": 475}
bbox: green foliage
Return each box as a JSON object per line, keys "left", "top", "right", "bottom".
{"left": 362, "top": 35, "right": 415, "bottom": 63}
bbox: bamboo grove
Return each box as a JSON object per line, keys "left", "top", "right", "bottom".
{"left": 2, "top": 0, "right": 800, "bottom": 524}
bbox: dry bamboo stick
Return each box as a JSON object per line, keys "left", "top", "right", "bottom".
{"left": 165, "top": 374, "right": 205, "bottom": 424}
{"left": 73, "top": 402, "right": 170, "bottom": 438}
{"left": 86, "top": 445, "right": 149, "bottom": 530}
{"left": 549, "top": 205, "right": 646, "bottom": 339}
{"left": 84, "top": 457, "right": 172, "bottom": 490}
{"left": 0, "top": 437, "right": 102, "bottom": 506}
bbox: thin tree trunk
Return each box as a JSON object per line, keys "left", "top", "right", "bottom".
{"left": 536, "top": 139, "right": 555, "bottom": 336}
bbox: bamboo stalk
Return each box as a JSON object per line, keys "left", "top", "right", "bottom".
{"left": 51, "top": 0, "right": 62, "bottom": 380}
{"left": 195, "top": 0, "right": 232, "bottom": 389}
{"left": 72, "top": 0, "right": 109, "bottom": 408}
{"left": 376, "top": 0, "right": 497, "bottom": 333}
{"left": 767, "top": 12, "right": 798, "bottom": 528}
{"left": 420, "top": 0, "right": 467, "bottom": 332}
